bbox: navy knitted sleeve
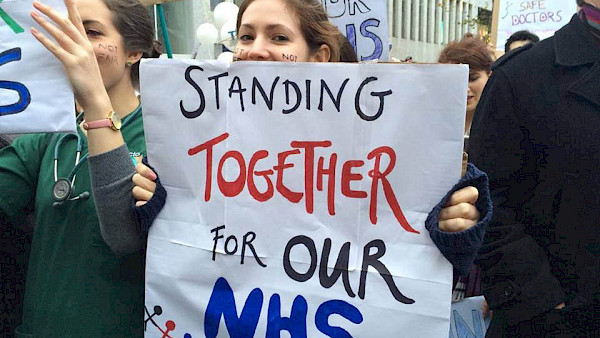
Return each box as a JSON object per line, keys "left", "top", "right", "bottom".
{"left": 131, "top": 157, "right": 167, "bottom": 235}
{"left": 425, "top": 163, "right": 492, "bottom": 275}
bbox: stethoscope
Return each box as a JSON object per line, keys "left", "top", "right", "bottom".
{"left": 51, "top": 105, "right": 141, "bottom": 207}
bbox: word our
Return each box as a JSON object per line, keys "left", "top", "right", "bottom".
{"left": 189, "top": 133, "right": 418, "bottom": 233}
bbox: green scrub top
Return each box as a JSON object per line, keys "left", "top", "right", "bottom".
{"left": 0, "top": 110, "right": 146, "bottom": 337}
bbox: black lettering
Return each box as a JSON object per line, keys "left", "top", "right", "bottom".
{"left": 210, "top": 225, "right": 225, "bottom": 261}
{"left": 355, "top": 76, "right": 392, "bottom": 121}
{"left": 282, "top": 80, "right": 302, "bottom": 114}
{"left": 305, "top": 80, "right": 311, "bottom": 110}
{"left": 228, "top": 76, "right": 247, "bottom": 112}
{"left": 224, "top": 235, "right": 238, "bottom": 255}
{"left": 283, "top": 235, "right": 317, "bottom": 282}
{"left": 319, "top": 78, "right": 349, "bottom": 112}
{"left": 252, "top": 76, "right": 279, "bottom": 110}
{"left": 319, "top": 239, "right": 355, "bottom": 297}
{"left": 207, "top": 72, "right": 229, "bottom": 110}
{"left": 180, "top": 65, "right": 206, "bottom": 118}
{"left": 242, "top": 232, "right": 267, "bottom": 267}
{"left": 359, "top": 239, "right": 415, "bottom": 304}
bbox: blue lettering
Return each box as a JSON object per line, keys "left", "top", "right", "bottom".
{"left": 0, "top": 48, "right": 30, "bottom": 116}
{"left": 453, "top": 309, "right": 484, "bottom": 338}
{"left": 204, "top": 277, "right": 263, "bottom": 338}
{"left": 360, "top": 19, "right": 383, "bottom": 61}
{"left": 266, "top": 294, "right": 308, "bottom": 338}
{"left": 315, "top": 300, "right": 363, "bottom": 337}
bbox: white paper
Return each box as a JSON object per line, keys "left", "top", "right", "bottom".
{"left": 496, "top": 0, "right": 578, "bottom": 52}
{"left": 0, "top": 0, "right": 74, "bottom": 134}
{"left": 141, "top": 60, "right": 467, "bottom": 337}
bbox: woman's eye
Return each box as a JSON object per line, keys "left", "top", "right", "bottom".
{"left": 239, "top": 34, "right": 253, "bottom": 41}
{"left": 469, "top": 75, "right": 479, "bottom": 82}
{"left": 273, "top": 35, "right": 288, "bottom": 42}
{"left": 86, "top": 30, "right": 101, "bottom": 37}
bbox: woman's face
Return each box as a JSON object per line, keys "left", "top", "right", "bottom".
{"left": 467, "top": 70, "right": 489, "bottom": 114}
{"left": 234, "top": 0, "right": 324, "bottom": 62}
{"left": 75, "top": 0, "right": 137, "bottom": 90}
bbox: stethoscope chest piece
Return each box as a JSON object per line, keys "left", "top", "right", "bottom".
{"left": 52, "top": 178, "right": 72, "bottom": 202}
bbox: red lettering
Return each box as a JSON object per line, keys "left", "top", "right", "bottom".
{"left": 188, "top": 132, "right": 229, "bottom": 201}
{"left": 273, "top": 149, "right": 303, "bottom": 203}
{"left": 247, "top": 150, "right": 274, "bottom": 202}
{"left": 291, "top": 141, "right": 332, "bottom": 214}
{"left": 341, "top": 160, "right": 367, "bottom": 198}
{"left": 217, "top": 150, "right": 246, "bottom": 197}
{"left": 367, "top": 146, "right": 419, "bottom": 234}
{"left": 317, "top": 154, "right": 337, "bottom": 215}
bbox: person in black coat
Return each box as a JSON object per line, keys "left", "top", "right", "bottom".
{"left": 469, "top": 0, "right": 600, "bottom": 335}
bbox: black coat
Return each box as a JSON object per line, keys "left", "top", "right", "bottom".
{"left": 470, "top": 14, "right": 600, "bottom": 330}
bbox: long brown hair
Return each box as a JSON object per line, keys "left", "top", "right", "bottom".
{"left": 236, "top": 0, "right": 343, "bottom": 62}
{"left": 102, "top": 0, "right": 161, "bottom": 86}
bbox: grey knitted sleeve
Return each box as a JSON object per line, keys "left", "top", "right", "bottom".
{"left": 88, "top": 144, "right": 143, "bottom": 256}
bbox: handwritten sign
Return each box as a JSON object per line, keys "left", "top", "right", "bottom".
{"left": 322, "top": 0, "right": 389, "bottom": 61}
{"left": 449, "top": 296, "right": 490, "bottom": 338}
{"left": 495, "top": 0, "right": 577, "bottom": 52}
{"left": 140, "top": 60, "right": 467, "bottom": 337}
{"left": 0, "top": 0, "right": 74, "bottom": 133}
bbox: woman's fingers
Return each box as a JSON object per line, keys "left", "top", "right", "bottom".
{"left": 439, "top": 217, "right": 477, "bottom": 232}
{"left": 30, "top": 27, "right": 70, "bottom": 61}
{"left": 132, "top": 173, "right": 157, "bottom": 194}
{"left": 439, "top": 202, "right": 480, "bottom": 221}
{"left": 32, "top": 1, "right": 87, "bottom": 46}
{"left": 445, "top": 186, "right": 479, "bottom": 207}
{"left": 133, "top": 185, "right": 154, "bottom": 202}
{"left": 65, "top": 0, "right": 86, "bottom": 37}
{"left": 135, "top": 163, "right": 158, "bottom": 181}
{"left": 30, "top": 11, "right": 78, "bottom": 55}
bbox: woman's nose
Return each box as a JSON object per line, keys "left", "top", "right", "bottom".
{"left": 246, "top": 38, "right": 270, "bottom": 60}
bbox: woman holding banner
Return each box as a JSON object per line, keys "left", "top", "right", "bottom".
{"left": 0, "top": 0, "right": 162, "bottom": 335}
{"left": 232, "top": 0, "right": 491, "bottom": 276}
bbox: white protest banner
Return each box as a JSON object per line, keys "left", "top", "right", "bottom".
{"left": 322, "top": 0, "right": 389, "bottom": 61}
{"left": 141, "top": 60, "right": 467, "bottom": 337}
{"left": 0, "top": 0, "right": 74, "bottom": 134}
{"left": 495, "top": 0, "right": 577, "bottom": 52}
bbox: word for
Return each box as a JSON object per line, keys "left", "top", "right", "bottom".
{"left": 205, "top": 277, "right": 363, "bottom": 338}
{"left": 344, "top": 19, "right": 383, "bottom": 61}
{"left": 188, "top": 133, "right": 418, "bottom": 233}
{"left": 180, "top": 66, "right": 392, "bottom": 121}
{"left": 210, "top": 225, "right": 266, "bottom": 267}
{"left": 0, "top": 3, "right": 25, "bottom": 34}
{"left": 519, "top": 1, "right": 545, "bottom": 11}
{"left": 322, "top": 0, "right": 371, "bottom": 18}
{"left": 0, "top": 48, "right": 30, "bottom": 116}
{"left": 283, "top": 235, "right": 415, "bottom": 304}
{"left": 512, "top": 11, "right": 562, "bottom": 25}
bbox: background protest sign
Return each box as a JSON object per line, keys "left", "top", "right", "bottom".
{"left": 449, "top": 296, "right": 490, "bottom": 338}
{"left": 0, "top": 0, "right": 74, "bottom": 134}
{"left": 494, "top": 0, "right": 577, "bottom": 52}
{"left": 322, "top": 0, "right": 389, "bottom": 61}
{"left": 140, "top": 60, "right": 467, "bottom": 337}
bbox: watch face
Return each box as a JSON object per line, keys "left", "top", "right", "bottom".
{"left": 109, "top": 111, "right": 122, "bottom": 130}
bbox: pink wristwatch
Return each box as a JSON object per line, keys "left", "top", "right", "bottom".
{"left": 82, "top": 111, "right": 122, "bottom": 130}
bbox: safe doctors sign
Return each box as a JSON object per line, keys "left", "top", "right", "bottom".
{"left": 495, "top": 0, "right": 577, "bottom": 52}
{"left": 140, "top": 60, "right": 467, "bottom": 337}
{"left": 0, "top": 0, "right": 74, "bottom": 133}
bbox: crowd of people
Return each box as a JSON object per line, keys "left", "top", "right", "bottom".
{"left": 0, "top": 0, "right": 598, "bottom": 336}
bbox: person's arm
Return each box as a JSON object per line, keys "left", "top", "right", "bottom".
{"left": 89, "top": 146, "right": 166, "bottom": 255}
{"left": 469, "top": 69, "right": 565, "bottom": 324}
{"left": 425, "top": 163, "right": 492, "bottom": 275}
